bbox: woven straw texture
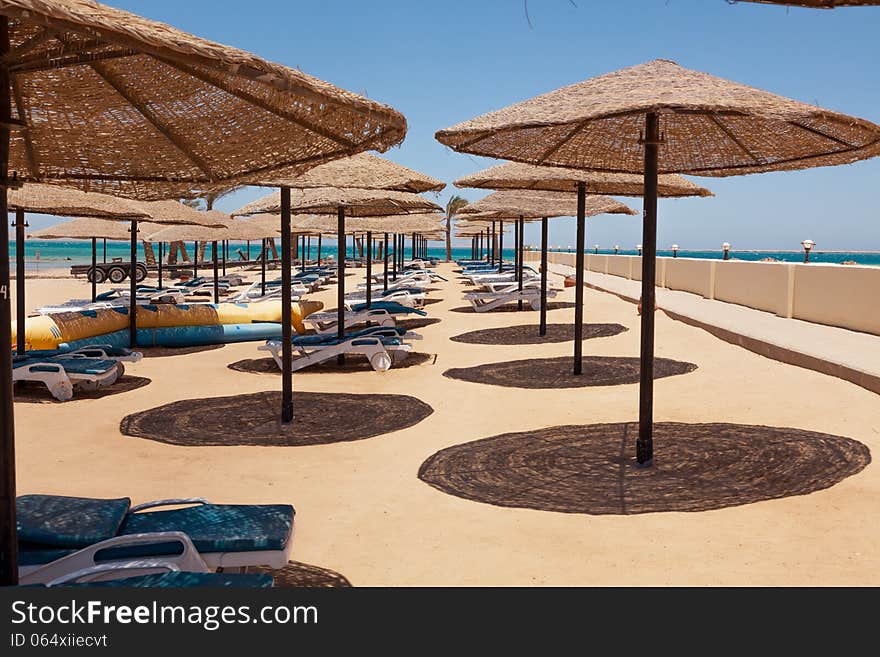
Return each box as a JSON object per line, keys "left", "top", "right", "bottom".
{"left": 242, "top": 152, "right": 445, "bottom": 192}
{"left": 2, "top": 0, "right": 406, "bottom": 199}
{"left": 435, "top": 59, "right": 880, "bottom": 176}
{"left": 29, "top": 216, "right": 164, "bottom": 239}
{"left": 132, "top": 200, "right": 228, "bottom": 226}
{"left": 459, "top": 190, "right": 637, "bottom": 219}
{"left": 9, "top": 182, "right": 148, "bottom": 217}
{"left": 454, "top": 162, "right": 712, "bottom": 197}
{"left": 144, "top": 219, "right": 269, "bottom": 242}
{"left": 233, "top": 188, "right": 441, "bottom": 217}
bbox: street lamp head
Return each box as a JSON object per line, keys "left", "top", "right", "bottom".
{"left": 801, "top": 239, "right": 815, "bottom": 251}
{"left": 722, "top": 242, "right": 731, "bottom": 250}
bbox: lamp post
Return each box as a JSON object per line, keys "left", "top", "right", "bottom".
{"left": 801, "top": 239, "right": 815, "bottom": 263}
{"left": 671, "top": 244, "right": 679, "bottom": 258}
{"left": 594, "top": 244, "right": 599, "bottom": 254}
{"left": 636, "top": 244, "right": 642, "bottom": 256}
{"left": 722, "top": 242, "right": 731, "bottom": 260}
{"left": 614, "top": 244, "right": 620, "bottom": 255}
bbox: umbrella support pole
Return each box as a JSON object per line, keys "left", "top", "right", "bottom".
{"left": 573, "top": 182, "right": 586, "bottom": 375}
{"left": 540, "top": 217, "right": 548, "bottom": 336}
{"left": 498, "top": 221, "right": 504, "bottom": 273}
{"left": 383, "top": 233, "right": 389, "bottom": 292}
{"left": 260, "top": 238, "right": 266, "bottom": 296}
{"left": 91, "top": 237, "right": 97, "bottom": 303}
{"left": 129, "top": 219, "right": 138, "bottom": 348}
{"left": 212, "top": 241, "right": 219, "bottom": 304}
{"left": 103, "top": 237, "right": 106, "bottom": 263}
{"left": 517, "top": 215, "right": 524, "bottom": 311}
{"left": 337, "top": 208, "right": 346, "bottom": 366}
{"left": 366, "top": 231, "right": 372, "bottom": 309}
{"left": 637, "top": 113, "right": 660, "bottom": 467}
{"left": 193, "top": 240, "right": 198, "bottom": 279}
{"left": 317, "top": 234, "right": 322, "bottom": 265}
{"left": 280, "top": 188, "right": 293, "bottom": 423}
{"left": 14, "top": 210, "right": 25, "bottom": 353}
{"left": 157, "top": 242, "right": 163, "bottom": 290}
{"left": 0, "top": 15, "right": 18, "bottom": 586}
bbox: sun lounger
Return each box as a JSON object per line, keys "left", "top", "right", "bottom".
{"left": 229, "top": 281, "right": 308, "bottom": 303}
{"left": 45, "top": 568, "right": 274, "bottom": 588}
{"left": 260, "top": 326, "right": 419, "bottom": 372}
{"left": 35, "top": 288, "right": 184, "bottom": 314}
{"left": 344, "top": 288, "right": 426, "bottom": 308}
{"left": 16, "top": 495, "right": 296, "bottom": 575}
{"left": 303, "top": 301, "right": 427, "bottom": 334}
{"left": 25, "top": 344, "right": 142, "bottom": 364}
{"left": 12, "top": 354, "right": 121, "bottom": 400}
{"left": 463, "top": 286, "right": 559, "bottom": 313}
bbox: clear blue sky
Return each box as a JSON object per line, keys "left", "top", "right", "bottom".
{"left": 36, "top": 1, "right": 880, "bottom": 251}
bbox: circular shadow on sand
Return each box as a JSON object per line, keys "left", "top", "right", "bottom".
{"left": 252, "top": 560, "right": 352, "bottom": 588}
{"left": 418, "top": 422, "right": 871, "bottom": 515}
{"left": 139, "top": 344, "right": 225, "bottom": 358}
{"left": 120, "top": 390, "right": 433, "bottom": 446}
{"left": 444, "top": 356, "right": 695, "bottom": 389}
{"left": 449, "top": 301, "right": 575, "bottom": 314}
{"left": 396, "top": 317, "right": 442, "bottom": 331}
{"left": 451, "top": 323, "right": 627, "bottom": 346}
{"left": 15, "top": 375, "right": 151, "bottom": 404}
{"left": 228, "top": 352, "right": 436, "bottom": 376}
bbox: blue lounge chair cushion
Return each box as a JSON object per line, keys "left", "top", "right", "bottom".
{"left": 17, "top": 495, "right": 132, "bottom": 548}
{"left": 119, "top": 504, "right": 294, "bottom": 553}
{"left": 50, "top": 357, "right": 118, "bottom": 375}
{"left": 17, "top": 544, "right": 77, "bottom": 566}
{"left": 56, "top": 572, "right": 274, "bottom": 588}
{"left": 349, "top": 301, "right": 427, "bottom": 316}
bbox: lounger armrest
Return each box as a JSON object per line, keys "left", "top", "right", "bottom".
{"left": 129, "top": 498, "right": 209, "bottom": 513}
{"left": 48, "top": 560, "right": 181, "bottom": 586}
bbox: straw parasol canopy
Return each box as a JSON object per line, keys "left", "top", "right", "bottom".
{"left": 8, "top": 183, "right": 149, "bottom": 218}
{"left": 232, "top": 188, "right": 442, "bottom": 217}
{"left": 454, "top": 162, "right": 713, "bottom": 197}
{"left": 732, "top": 1, "right": 879, "bottom": 6}
{"left": 144, "top": 220, "right": 269, "bottom": 243}
{"left": 28, "top": 217, "right": 164, "bottom": 240}
{"left": 131, "top": 200, "right": 228, "bottom": 226}
{"left": 435, "top": 59, "right": 880, "bottom": 177}
{"left": 459, "top": 190, "right": 637, "bottom": 219}
{"left": 243, "top": 153, "right": 446, "bottom": 193}
{"left": 1, "top": 0, "right": 407, "bottom": 199}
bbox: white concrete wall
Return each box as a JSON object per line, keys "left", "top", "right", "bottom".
{"left": 792, "top": 264, "right": 880, "bottom": 335}
{"left": 714, "top": 260, "right": 792, "bottom": 317}
{"left": 663, "top": 258, "right": 716, "bottom": 299}
{"left": 525, "top": 251, "right": 880, "bottom": 336}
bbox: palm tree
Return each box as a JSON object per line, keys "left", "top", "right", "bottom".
{"left": 444, "top": 195, "right": 469, "bottom": 262}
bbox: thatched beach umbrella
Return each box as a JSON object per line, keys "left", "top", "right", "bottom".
{"left": 7, "top": 183, "right": 148, "bottom": 348}
{"left": 436, "top": 58, "right": 880, "bottom": 467}
{"left": 0, "top": 0, "right": 408, "bottom": 585}
{"left": 145, "top": 218, "right": 273, "bottom": 302}
{"left": 455, "top": 164, "right": 711, "bottom": 340}
{"left": 28, "top": 216, "right": 164, "bottom": 303}
{"left": 234, "top": 188, "right": 440, "bottom": 424}
{"left": 463, "top": 192, "right": 636, "bottom": 343}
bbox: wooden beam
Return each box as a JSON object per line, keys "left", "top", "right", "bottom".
{"left": 155, "top": 56, "right": 360, "bottom": 149}
{"left": 90, "top": 60, "right": 217, "bottom": 179}
{"left": 0, "top": 26, "right": 57, "bottom": 63}
{"left": 709, "top": 114, "right": 763, "bottom": 165}
{"left": 10, "top": 75, "right": 38, "bottom": 177}
{"left": 12, "top": 48, "right": 138, "bottom": 73}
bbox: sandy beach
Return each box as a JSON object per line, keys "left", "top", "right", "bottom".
{"left": 9, "top": 262, "right": 879, "bottom": 586}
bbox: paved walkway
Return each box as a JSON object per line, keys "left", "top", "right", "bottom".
{"left": 550, "top": 264, "right": 880, "bottom": 395}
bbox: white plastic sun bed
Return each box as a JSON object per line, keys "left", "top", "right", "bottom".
{"left": 260, "top": 327, "right": 419, "bottom": 372}
{"left": 463, "top": 285, "right": 559, "bottom": 313}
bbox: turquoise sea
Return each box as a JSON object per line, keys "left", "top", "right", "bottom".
{"left": 8, "top": 239, "right": 880, "bottom": 271}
